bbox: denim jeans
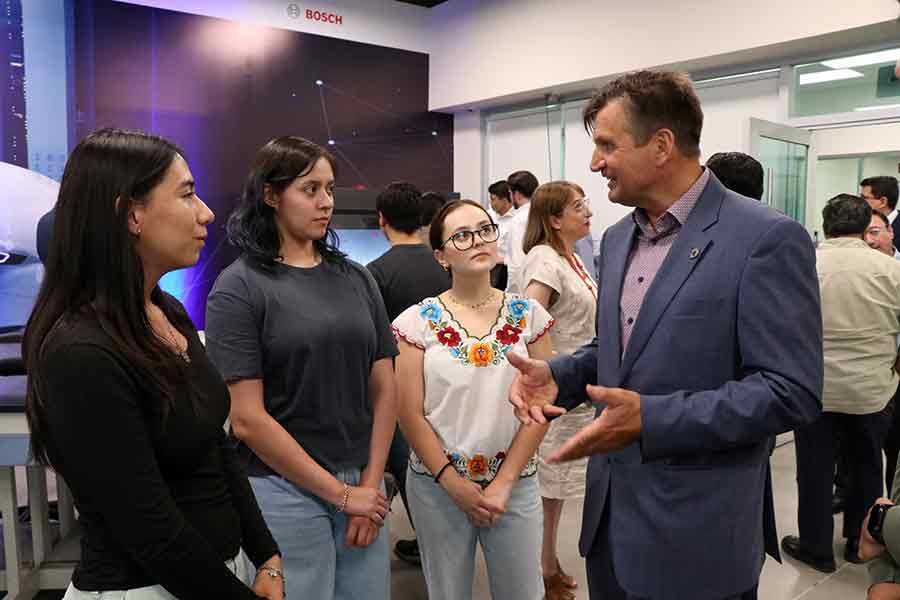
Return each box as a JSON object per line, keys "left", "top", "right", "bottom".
{"left": 250, "top": 469, "right": 390, "bottom": 600}
{"left": 407, "top": 469, "right": 543, "bottom": 600}
{"left": 62, "top": 551, "right": 250, "bottom": 599}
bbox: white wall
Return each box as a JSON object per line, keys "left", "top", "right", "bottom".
{"left": 561, "top": 102, "right": 631, "bottom": 241}
{"left": 696, "top": 77, "right": 781, "bottom": 160}
{"left": 814, "top": 158, "right": 859, "bottom": 238}
{"left": 116, "top": 0, "right": 432, "bottom": 53}
{"left": 814, "top": 123, "right": 900, "bottom": 157}
{"left": 485, "top": 110, "right": 562, "bottom": 192}
{"left": 453, "top": 110, "right": 483, "bottom": 202}
{"left": 861, "top": 155, "right": 900, "bottom": 181}
{"left": 427, "top": 0, "right": 899, "bottom": 111}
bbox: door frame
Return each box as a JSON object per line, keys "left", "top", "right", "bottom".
{"left": 749, "top": 117, "right": 818, "bottom": 232}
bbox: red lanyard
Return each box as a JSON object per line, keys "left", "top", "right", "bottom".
{"left": 565, "top": 254, "right": 597, "bottom": 299}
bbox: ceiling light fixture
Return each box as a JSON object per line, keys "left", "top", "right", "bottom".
{"left": 853, "top": 103, "right": 900, "bottom": 112}
{"left": 798, "top": 69, "right": 864, "bottom": 85}
{"left": 822, "top": 48, "right": 900, "bottom": 70}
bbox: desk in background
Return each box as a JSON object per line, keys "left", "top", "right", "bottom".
{"left": 0, "top": 344, "right": 78, "bottom": 599}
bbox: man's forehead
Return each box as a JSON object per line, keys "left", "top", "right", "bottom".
{"left": 591, "top": 100, "right": 627, "bottom": 136}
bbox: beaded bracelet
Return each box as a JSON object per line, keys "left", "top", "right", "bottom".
{"left": 336, "top": 483, "right": 351, "bottom": 513}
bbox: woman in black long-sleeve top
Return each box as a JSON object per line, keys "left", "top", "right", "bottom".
{"left": 23, "top": 128, "right": 283, "bottom": 599}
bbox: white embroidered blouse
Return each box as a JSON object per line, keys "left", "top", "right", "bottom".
{"left": 392, "top": 293, "right": 554, "bottom": 484}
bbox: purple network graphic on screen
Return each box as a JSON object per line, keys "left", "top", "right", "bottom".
{"left": 2, "top": 0, "right": 453, "bottom": 330}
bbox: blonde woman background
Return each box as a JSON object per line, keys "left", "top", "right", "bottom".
{"left": 521, "top": 181, "right": 597, "bottom": 600}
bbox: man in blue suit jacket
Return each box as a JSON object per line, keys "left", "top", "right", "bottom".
{"left": 508, "top": 71, "right": 823, "bottom": 600}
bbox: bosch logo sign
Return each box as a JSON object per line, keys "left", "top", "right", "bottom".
{"left": 288, "top": 5, "right": 344, "bottom": 25}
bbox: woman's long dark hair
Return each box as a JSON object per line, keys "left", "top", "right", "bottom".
{"left": 227, "top": 136, "right": 345, "bottom": 270}
{"left": 24, "top": 128, "right": 195, "bottom": 467}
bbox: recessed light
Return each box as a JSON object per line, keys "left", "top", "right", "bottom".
{"left": 798, "top": 69, "right": 864, "bottom": 85}
{"left": 822, "top": 48, "right": 900, "bottom": 70}
{"left": 853, "top": 103, "right": 900, "bottom": 112}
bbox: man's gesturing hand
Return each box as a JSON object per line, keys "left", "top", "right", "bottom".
{"left": 547, "top": 385, "right": 641, "bottom": 463}
{"left": 506, "top": 351, "right": 565, "bottom": 425}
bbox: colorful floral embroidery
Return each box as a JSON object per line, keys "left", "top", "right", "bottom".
{"left": 468, "top": 342, "right": 494, "bottom": 367}
{"left": 437, "top": 326, "right": 461, "bottom": 347}
{"left": 410, "top": 449, "right": 538, "bottom": 484}
{"left": 508, "top": 298, "right": 529, "bottom": 320}
{"left": 420, "top": 295, "right": 531, "bottom": 368}
{"left": 421, "top": 303, "right": 443, "bottom": 323}
{"left": 495, "top": 323, "right": 522, "bottom": 345}
{"left": 467, "top": 455, "right": 488, "bottom": 477}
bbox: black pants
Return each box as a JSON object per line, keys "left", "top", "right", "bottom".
{"left": 796, "top": 408, "right": 891, "bottom": 556}
{"left": 385, "top": 425, "right": 413, "bottom": 528}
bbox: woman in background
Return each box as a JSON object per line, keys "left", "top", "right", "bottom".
{"left": 205, "top": 136, "right": 396, "bottom": 600}
{"left": 521, "top": 181, "right": 597, "bottom": 600}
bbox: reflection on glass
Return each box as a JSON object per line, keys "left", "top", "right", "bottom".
{"left": 758, "top": 136, "right": 808, "bottom": 224}
{"left": 792, "top": 47, "right": 900, "bottom": 117}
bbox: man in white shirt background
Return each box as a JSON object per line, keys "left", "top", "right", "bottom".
{"left": 861, "top": 176, "right": 900, "bottom": 252}
{"left": 504, "top": 170, "right": 539, "bottom": 292}
{"left": 866, "top": 211, "right": 900, "bottom": 260}
{"left": 488, "top": 180, "right": 517, "bottom": 289}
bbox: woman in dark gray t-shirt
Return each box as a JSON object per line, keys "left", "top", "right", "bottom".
{"left": 205, "top": 137, "right": 397, "bottom": 600}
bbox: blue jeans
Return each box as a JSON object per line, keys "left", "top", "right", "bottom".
{"left": 250, "top": 469, "right": 389, "bottom": 600}
{"left": 408, "top": 469, "right": 543, "bottom": 600}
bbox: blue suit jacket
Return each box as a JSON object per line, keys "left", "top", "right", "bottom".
{"left": 549, "top": 174, "right": 823, "bottom": 600}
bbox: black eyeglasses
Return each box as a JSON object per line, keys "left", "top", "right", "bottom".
{"left": 442, "top": 223, "right": 500, "bottom": 251}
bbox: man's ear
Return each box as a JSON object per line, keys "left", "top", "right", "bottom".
{"left": 654, "top": 129, "right": 677, "bottom": 166}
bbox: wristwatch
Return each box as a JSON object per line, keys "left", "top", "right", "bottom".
{"left": 868, "top": 503, "right": 893, "bottom": 546}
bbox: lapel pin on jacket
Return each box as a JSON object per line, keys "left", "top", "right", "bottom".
{"left": 690, "top": 247, "right": 701, "bottom": 259}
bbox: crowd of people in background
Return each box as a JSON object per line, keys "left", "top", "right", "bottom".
{"left": 18, "top": 68, "right": 900, "bottom": 600}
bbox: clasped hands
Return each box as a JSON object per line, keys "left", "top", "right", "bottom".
{"left": 506, "top": 351, "right": 642, "bottom": 462}
{"left": 442, "top": 471, "right": 513, "bottom": 528}
{"left": 343, "top": 484, "right": 390, "bottom": 549}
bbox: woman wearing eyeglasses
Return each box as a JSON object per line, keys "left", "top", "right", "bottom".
{"left": 520, "top": 181, "right": 597, "bottom": 600}
{"left": 393, "top": 199, "right": 555, "bottom": 600}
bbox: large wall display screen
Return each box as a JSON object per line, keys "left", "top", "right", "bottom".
{"left": 1, "top": 0, "right": 452, "bottom": 330}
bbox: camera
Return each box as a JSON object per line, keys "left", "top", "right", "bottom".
{"left": 869, "top": 503, "right": 893, "bottom": 545}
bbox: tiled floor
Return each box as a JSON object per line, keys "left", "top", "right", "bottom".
{"left": 16, "top": 435, "right": 876, "bottom": 599}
